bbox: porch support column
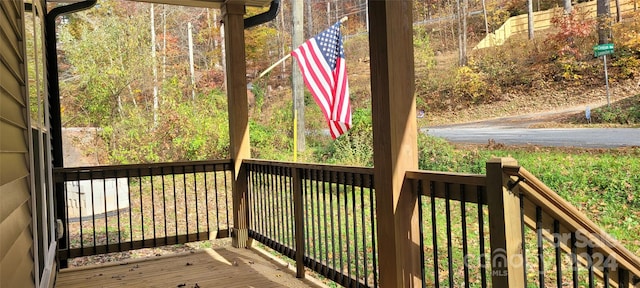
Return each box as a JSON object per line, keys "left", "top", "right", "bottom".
{"left": 222, "top": 3, "right": 250, "bottom": 248}
{"left": 368, "top": 1, "right": 421, "bottom": 287}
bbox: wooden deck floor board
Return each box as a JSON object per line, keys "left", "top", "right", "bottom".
{"left": 55, "top": 247, "right": 322, "bottom": 288}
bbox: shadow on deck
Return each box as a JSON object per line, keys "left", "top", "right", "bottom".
{"left": 56, "top": 247, "right": 326, "bottom": 288}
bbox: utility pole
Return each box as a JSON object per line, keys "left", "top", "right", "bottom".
{"left": 292, "top": 0, "right": 305, "bottom": 157}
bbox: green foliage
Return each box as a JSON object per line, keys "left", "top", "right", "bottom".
{"left": 58, "top": 2, "right": 151, "bottom": 127}
{"left": 250, "top": 79, "right": 267, "bottom": 113}
{"left": 249, "top": 100, "right": 293, "bottom": 160}
{"left": 485, "top": 2, "right": 511, "bottom": 32}
{"left": 245, "top": 26, "right": 279, "bottom": 70}
{"left": 453, "top": 66, "right": 490, "bottom": 103}
{"left": 471, "top": 40, "right": 536, "bottom": 88}
{"left": 589, "top": 104, "right": 640, "bottom": 125}
{"left": 104, "top": 89, "right": 229, "bottom": 164}
{"left": 611, "top": 15, "right": 640, "bottom": 79}
{"left": 417, "top": 134, "right": 485, "bottom": 173}
{"left": 612, "top": 56, "right": 640, "bottom": 79}
{"left": 613, "top": 11, "right": 640, "bottom": 55}
{"left": 414, "top": 26, "right": 436, "bottom": 70}
{"left": 553, "top": 56, "right": 594, "bottom": 82}
{"left": 319, "top": 109, "right": 373, "bottom": 167}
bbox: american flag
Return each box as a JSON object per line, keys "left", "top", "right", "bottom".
{"left": 291, "top": 21, "right": 351, "bottom": 139}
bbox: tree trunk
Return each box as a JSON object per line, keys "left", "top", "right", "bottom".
{"left": 482, "top": 0, "right": 489, "bottom": 35}
{"left": 188, "top": 22, "right": 196, "bottom": 102}
{"left": 528, "top": 0, "right": 534, "bottom": 39}
{"left": 151, "top": 4, "right": 159, "bottom": 127}
{"left": 162, "top": 5, "right": 166, "bottom": 82}
{"left": 462, "top": 0, "right": 468, "bottom": 64}
{"left": 456, "top": 0, "right": 467, "bottom": 66}
{"left": 306, "top": 0, "right": 312, "bottom": 37}
{"left": 597, "top": 0, "right": 611, "bottom": 44}
{"left": 564, "top": 0, "right": 572, "bottom": 14}
{"left": 615, "top": 0, "right": 622, "bottom": 22}
{"left": 292, "top": 0, "right": 305, "bottom": 152}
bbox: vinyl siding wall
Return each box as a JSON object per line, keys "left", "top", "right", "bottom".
{"left": 0, "top": 0, "right": 35, "bottom": 287}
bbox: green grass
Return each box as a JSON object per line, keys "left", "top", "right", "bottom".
{"left": 418, "top": 135, "right": 640, "bottom": 256}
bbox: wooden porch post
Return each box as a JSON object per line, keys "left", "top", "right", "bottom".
{"left": 486, "top": 157, "right": 525, "bottom": 287}
{"left": 222, "top": 3, "right": 250, "bottom": 248}
{"left": 368, "top": 1, "right": 421, "bottom": 287}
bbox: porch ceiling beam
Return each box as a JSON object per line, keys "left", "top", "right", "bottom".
{"left": 369, "top": 1, "right": 421, "bottom": 287}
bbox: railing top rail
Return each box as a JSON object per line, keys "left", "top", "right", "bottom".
{"left": 406, "top": 170, "right": 486, "bottom": 186}
{"left": 243, "top": 158, "right": 374, "bottom": 175}
{"left": 504, "top": 164, "right": 640, "bottom": 278}
{"left": 406, "top": 170, "right": 487, "bottom": 205}
{"left": 53, "top": 159, "right": 233, "bottom": 181}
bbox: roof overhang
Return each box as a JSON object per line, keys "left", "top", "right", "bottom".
{"left": 47, "top": 0, "right": 273, "bottom": 9}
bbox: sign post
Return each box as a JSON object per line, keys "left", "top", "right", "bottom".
{"left": 594, "top": 43, "right": 614, "bottom": 107}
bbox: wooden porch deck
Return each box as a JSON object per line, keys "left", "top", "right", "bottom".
{"left": 55, "top": 247, "right": 325, "bottom": 288}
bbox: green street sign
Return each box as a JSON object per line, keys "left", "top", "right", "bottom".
{"left": 594, "top": 43, "right": 614, "bottom": 57}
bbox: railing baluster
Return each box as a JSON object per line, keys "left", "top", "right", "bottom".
{"left": 603, "top": 259, "right": 609, "bottom": 288}
{"left": 127, "top": 169, "right": 133, "bottom": 249}
{"left": 73, "top": 171, "right": 80, "bottom": 257}
{"left": 303, "top": 168, "right": 310, "bottom": 265}
{"left": 274, "top": 165, "right": 282, "bottom": 248}
{"left": 461, "top": 184, "right": 470, "bottom": 288}
{"left": 359, "top": 173, "right": 367, "bottom": 287}
{"left": 115, "top": 169, "right": 121, "bottom": 251}
{"left": 204, "top": 167, "right": 210, "bottom": 237}
{"left": 536, "top": 206, "right": 544, "bottom": 288}
{"left": 171, "top": 167, "right": 177, "bottom": 243}
{"left": 267, "top": 165, "right": 272, "bottom": 242}
{"left": 139, "top": 168, "right": 144, "bottom": 244}
{"left": 445, "top": 183, "right": 454, "bottom": 287}
{"left": 311, "top": 169, "right": 318, "bottom": 268}
{"left": 351, "top": 172, "right": 359, "bottom": 285}
{"left": 161, "top": 170, "right": 168, "bottom": 242}
{"left": 418, "top": 180, "right": 426, "bottom": 288}
{"left": 337, "top": 170, "right": 344, "bottom": 283}
{"left": 269, "top": 166, "right": 276, "bottom": 244}
{"left": 103, "top": 170, "right": 108, "bottom": 252}
{"left": 370, "top": 173, "right": 378, "bottom": 288}
{"left": 224, "top": 167, "right": 230, "bottom": 229}
{"left": 329, "top": 170, "right": 337, "bottom": 279}
{"left": 554, "top": 220, "right": 562, "bottom": 288}
{"left": 91, "top": 173, "right": 97, "bottom": 254}
{"left": 519, "top": 193, "right": 526, "bottom": 287}
{"left": 256, "top": 165, "right": 263, "bottom": 238}
{"left": 183, "top": 168, "right": 188, "bottom": 240}
{"left": 194, "top": 165, "right": 199, "bottom": 240}
{"left": 151, "top": 167, "right": 156, "bottom": 247}
{"left": 587, "top": 245, "right": 594, "bottom": 288}
{"left": 323, "top": 170, "right": 330, "bottom": 274}
{"left": 571, "top": 232, "right": 578, "bottom": 288}
{"left": 250, "top": 164, "right": 258, "bottom": 236}
{"left": 281, "top": 166, "right": 286, "bottom": 249}
{"left": 477, "top": 186, "right": 486, "bottom": 288}
{"left": 431, "top": 181, "right": 440, "bottom": 288}
{"left": 344, "top": 172, "right": 352, "bottom": 285}
{"left": 289, "top": 167, "right": 296, "bottom": 256}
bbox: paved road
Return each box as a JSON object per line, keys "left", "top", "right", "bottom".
{"left": 424, "top": 127, "right": 640, "bottom": 148}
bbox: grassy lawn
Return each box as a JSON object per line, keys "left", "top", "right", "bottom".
{"left": 420, "top": 136, "right": 640, "bottom": 256}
